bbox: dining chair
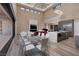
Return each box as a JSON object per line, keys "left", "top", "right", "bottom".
{"left": 20, "top": 31, "right": 27, "bottom": 39}
{"left": 22, "top": 38, "right": 35, "bottom": 55}
{"left": 20, "top": 31, "right": 35, "bottom": 55}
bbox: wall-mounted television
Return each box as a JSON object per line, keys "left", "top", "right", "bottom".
{"left": 30, "top": 25, "right": 37, "bottom": 32}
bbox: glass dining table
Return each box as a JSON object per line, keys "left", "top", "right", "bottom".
{"left": 27, "top": 36, "right": 49, "bottom": 56}
{"left": 28, "top": 36, "right": 41, "bottom": 47}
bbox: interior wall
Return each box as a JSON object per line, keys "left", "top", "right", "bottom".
{"left": 61, "top": 3, "right": 79, "bottom": 20}
{"left": 16, "top": 3, "right": 79, "bottom": 35}
{"left": 44, "top": 8, "right": 57, "bottom": 17}
{"left": 74, "top": 20, "right": 79, "bottom": 36}
{"left": 44, "top": 3, "right": 79, "bottom": 21}
{"left": 16, "top": 4, "right": 45, "bottom": 34}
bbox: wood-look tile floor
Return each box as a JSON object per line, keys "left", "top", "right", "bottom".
{"left": 7, "top": 36, "right": 79, "bottom": 56}
{"left": 48, "top": 37, "right": 79, "bottom": 56}
{"left": 6, "top": 36, "right": 23, "bottom": 56}
{"left": 0, "top": 35, "right": 11, "bottom": 51}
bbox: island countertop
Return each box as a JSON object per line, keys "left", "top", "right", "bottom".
{"left": 48, "top": 31, "right": 68, "bottom": 43}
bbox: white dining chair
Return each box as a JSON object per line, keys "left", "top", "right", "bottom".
{"left": 24, "top": 41, "right": 31, "bottom": 45}
{"left": 23, "top": 43, "right": 35, "bottom": 55}
{"left": 36, "top": 44, "right": 41, "bottom": 51}
{"left": 25, "top": 44, "right": 35, "bottom": 51}
{"left": 20, "top": 31, "right": 27, "bottom": 39}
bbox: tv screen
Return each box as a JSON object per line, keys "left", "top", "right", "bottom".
{"left": 30, "top": 25, "right": 37, "bottom": 32}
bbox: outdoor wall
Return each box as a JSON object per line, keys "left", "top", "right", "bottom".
{"left": 16, "top": 4, "right": 45, "bottom": 34}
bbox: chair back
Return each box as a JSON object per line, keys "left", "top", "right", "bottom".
{"left": 20, "top": 31, "right": 27, "bottom": 39}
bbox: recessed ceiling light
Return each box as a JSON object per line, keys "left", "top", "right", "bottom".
{"left": 34, "top": 11, "right": 37, "bottom": 14}
{"left": 38, "top": 12, "right": 41, "bottom": 14}
{"left": 26, "top": 9, "right": 30, "bottom": 12}
{"left": 30, "top": 10, "right": 33, "bottom": 12}
{"left": 20, "top": 7, "right": 25, "bottom": 11}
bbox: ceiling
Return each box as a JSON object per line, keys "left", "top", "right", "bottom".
{"left": 0, "top": 9, "right": 4, "bottom": 16}
{"left": 0, "top": 8, "right": 7, "bottom": 18}
{"left": 22, "top": 3, "right": 53, "bottom": 11}
{"left": 26, "top": 3, "right": 51, "bottom": 8}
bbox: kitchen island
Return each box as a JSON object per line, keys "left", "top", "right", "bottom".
{"left": 48, "top": 31, "right": 69, "bottom": 43}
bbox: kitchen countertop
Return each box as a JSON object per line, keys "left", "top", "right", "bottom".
{"left": 58, "top": 31, "right": 69, "bottom": 33}
{"left": 48, "top": 31, "right": 69, "bottom": 43}
{"left": 49, "top": 31, "right": 69, "bottom": 33}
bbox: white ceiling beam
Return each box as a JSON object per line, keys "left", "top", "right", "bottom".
{"left": 20, "top": 3, "right": 53, "bottom": 12}
{"left": 43, "top": 4, "right": 53, "bottom": 11}
{"left": 32, "top": 4, "right": 36, "bottom": 7}
{"left": 20, "top": 3, "right": 43, "bottom": 12}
